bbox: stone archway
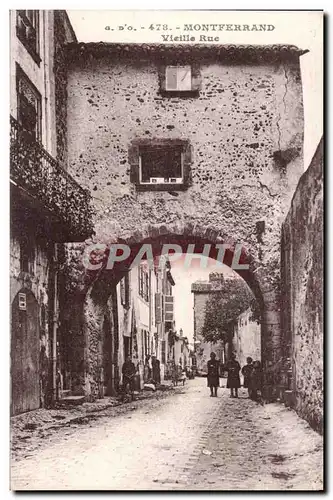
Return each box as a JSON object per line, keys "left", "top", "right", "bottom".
{"left": 63, "top": 223, "right": 282, "bottom": 401}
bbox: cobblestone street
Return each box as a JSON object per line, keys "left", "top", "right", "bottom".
{"left": 11, "top": 378, "right": 323, "bottom": 491}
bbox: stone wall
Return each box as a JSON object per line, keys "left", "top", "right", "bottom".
{"left": 64, "top": 44, "right": 307, "bottom": 398}
{"left": 66, "top": 47, "right": 304, "bottom": 272}
{"left": 281, "top": 138, "right": 323, "bottom": 433}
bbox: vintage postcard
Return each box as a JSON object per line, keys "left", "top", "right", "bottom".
{"left": 10, "top": 9, "right": 323, "bottom": 491}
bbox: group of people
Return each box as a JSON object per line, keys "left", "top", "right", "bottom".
{"left": 207, "top": 352, "right": 263, "bottom": 401}
{"left": 121, "top": 354, "right": 162, "bottom": 397}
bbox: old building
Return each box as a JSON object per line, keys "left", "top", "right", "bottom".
{"left": 63, "top": 42, "right": 307, "bottom": 400}
{"left": 191, "top": 278, "right": 225, "bottom": 371}
{"left": 231, "top": 307, "right": 261, "bottom": 370}
{"left": 116, "top": 256, "right": 176, "bottom": 390}
{"left": 10, "top": 10, "right": 93, "bottom": 414}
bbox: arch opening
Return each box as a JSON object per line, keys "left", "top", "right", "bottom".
{"left": 62, "top": 230, "right": 282, "bottom": 402}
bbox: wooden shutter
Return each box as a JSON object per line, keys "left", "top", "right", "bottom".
{"left": 165, "top": 66, "right": 178, "bottom": 90}
{"left": 155, "top": 292, "right": 162, "bottom": 324}
{"left": 120, "top": 278, "right": 125, "bottom": 306}
{"left": 161, "top": 340, "right": 166, "bottom": 364}
{"left": 164, "top": 295, "right": 174, "bottom": 322}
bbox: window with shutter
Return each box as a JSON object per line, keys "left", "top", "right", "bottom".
{"left": 164, "top": 295, "right": 174, "bottom": 322}
{"left": 16, "top": 10, "right": 41, "bottom": 65}
{"left": 161, "top": 340, "right": 166, "bottom": 364}
{"left": 16, "top": 65, "right": 41, "bottom": 141}
{"left": 155, "top": 293, "right": 162, "bottom": 324}
{"left": 120, "top": 273, "right": 130, "bottom": 308}
{"left": 165, "top": 66, "right": 192, "bottom": 91}
{"left": 159, "top": 64, "right": 201, "bottom": 97}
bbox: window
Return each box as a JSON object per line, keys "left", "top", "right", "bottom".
{"left": 16, "top": 66, "right": 41, "bottom": 141}
{"left": 155, "top": 293, "right": 162, "bottom": 324}
{"left": 164, "top": 296, "right": 174, "bottom": 322}
{"left": 161, "top": 340, "right": 166, "bottom": 364}
{"left": 138, "top": 265, "right": 150, "bottom": 302}
{"left": 140, "top": 145, "right": 183, "bottom": 185}
{"left": 166, "top": 66, "right": 191, "bottom": 91}
{"left": 129, "top": 139, "right": 193, "bottom": 191}
{"left": 159, "top": 64, "right": 201, "bottom": 96}
{"left": 123, "top": 336, "right": 131, "bottom": 358}
{"left": 16, "top": 10, "right": 40, "bottom": 64}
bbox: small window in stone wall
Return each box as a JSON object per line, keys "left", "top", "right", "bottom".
{"left": 129, "top": 139, "right": 193, "bottom": 191}
{"left": 159, "top": 64, "right": 201, "bottom": 97}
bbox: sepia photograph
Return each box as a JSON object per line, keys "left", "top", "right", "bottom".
{"left": 9, "top": 9, "right": 323, "bottom": 491}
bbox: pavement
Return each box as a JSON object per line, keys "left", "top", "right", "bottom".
{"left": 10, "top": 377, "right": 323, "bottom": 491}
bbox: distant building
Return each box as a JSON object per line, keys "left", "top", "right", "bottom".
{"left": 231, "top": 308, "right": 261, "bottom": 370}
{"left": 191, "top": 275, "right": 227, "bottom": 371}
{"left": 173, "top": 329, "right": 190, "bottom": 370}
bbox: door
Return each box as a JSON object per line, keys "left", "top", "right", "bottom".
{"left": 11, "top": 289, "right": 39, "bottom": 415}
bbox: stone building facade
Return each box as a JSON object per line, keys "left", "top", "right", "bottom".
{"left": 10, "top": 10, "right": 93, "bottom": 414}
{"left": 63, "top": 42, "right": 308, "bottom": 400}
{"left": 232, "top": 308, "right": 261, "bottom": 370}
{"left": 281, "top": 138, "right": 323, "bottom": 433}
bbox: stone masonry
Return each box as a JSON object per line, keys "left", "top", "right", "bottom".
{"left": 281, "top": 138, "right": 323, "bottom": 433}
{"left": 63, "top": 43, "right": 307, "bottom": 399}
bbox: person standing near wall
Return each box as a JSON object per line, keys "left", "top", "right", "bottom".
{"left": 151, "top": 356, "right": 161, "bottom": 385}
{"left": 241, "top": 357, "right": 253, "bottom": 398}
{"left": 226, "top": 353, "right": 241, "bottom": 398}
{"left": 207, "top": 352, "right": 220, "bottom": 397}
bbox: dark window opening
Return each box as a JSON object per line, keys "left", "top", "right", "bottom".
{"left": 124, "top": 336, "right": 131, "bottom": 359}
{"left": 16, "top": 10, "right": 40, "bottom": 64}
{"left": 16, "top": 66, "right": 41, "bottom": 141}
{"left": 140, "top": 146, "right": 183, "bottom": 184}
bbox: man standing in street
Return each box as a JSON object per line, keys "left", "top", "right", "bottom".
{"left": 151, "top": 356, "right": 161, "bottom": 385}
{"left": 207, "top": 352, "right": 220, "bottom": 397}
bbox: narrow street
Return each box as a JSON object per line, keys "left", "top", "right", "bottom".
{"left": 11, "top": 378, "right": 323, "bottom": 491}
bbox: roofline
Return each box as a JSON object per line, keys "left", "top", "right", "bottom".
{"left": 62, "top": 11, "right": 78, "bottom": 43}
{"left": 66, "top": 42, "right": 308, "bottom": 64}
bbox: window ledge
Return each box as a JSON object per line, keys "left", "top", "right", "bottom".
{"left": 159, "top": 90, "right": 199, "bottom": 99}
{"left": 135, "top": 183, "right": 188, "bottom": 192}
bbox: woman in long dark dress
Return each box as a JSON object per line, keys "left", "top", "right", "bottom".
{"left": 207, "top": 352, "right": 220, "bottom": 397}
{"left": 226, "top": 353, "right": 241, "bottom": 398}
{"left": 241, "top": 356, "right": 253, "bottom": 397}
{"left": 248, "top": 360, "right": 263, "bottom": 402}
